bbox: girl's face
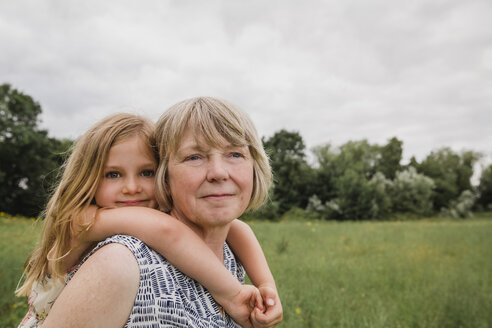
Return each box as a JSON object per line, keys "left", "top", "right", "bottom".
{"left": 95, "top": 135, "right": 157, "bottom": 208}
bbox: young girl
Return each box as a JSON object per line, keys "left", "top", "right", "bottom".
{"left": 16, "top": 113, "right": 281, "bottom": 327}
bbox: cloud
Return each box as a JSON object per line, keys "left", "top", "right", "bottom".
{"left": 0, "top": 0, "right": 491, "bottom": 167}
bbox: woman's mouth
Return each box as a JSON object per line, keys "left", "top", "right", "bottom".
{"left": 201, "top": 193, "right": 234, "bottom": 200}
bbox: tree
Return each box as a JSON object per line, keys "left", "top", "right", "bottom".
{"left": 336, "top": 140, "right": 380, "bottom": 178}
{"left": 309, "top": 140, "right": 393, "bottom": 220}
{"left": 328, "top": 169, "right": 380, "bottom": 220}
{"left": 368, "top": 172, "right": 392, "bottom": 218}
{"left": 0, "top": 84, "right": 70, "bottom": 217}
{"left": 375, "top": 137, "right": 403, "bottom": 180}
{"left": 417, "top": 148, "right": 480, "bottom": 211}
{"left": 306, "top": 171, "right": 392, "bottom": 221}
{"left": 262, "top": 130, "right": 314, "bottom": 214}
{"left": 311, "top": 143, "right": 338, "bottom": 203}
{"left": 389, "top": 167, "right": 435, "bottom": 216}
{"left": 311, "top": 140, "right": 381, "bottom": 202}
{"left": 477, "top": 164, "right": 492, "bottom": 210}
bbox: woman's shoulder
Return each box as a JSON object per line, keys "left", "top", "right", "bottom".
{"left": 41, "top": 242, "right": 140, "bottom": 327}
{"left": 67, "top": 235, "right": 147, "bottom": 282}
{"left": 75, "top": 243, "right": 139, "bottom": 286}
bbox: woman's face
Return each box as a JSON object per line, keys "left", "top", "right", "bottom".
{"left": 167, "top": 129, "right": 254, "bottom": 230}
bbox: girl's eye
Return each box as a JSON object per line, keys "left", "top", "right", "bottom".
{"left": 106, "top": 171, "right": 120, "bottom": 179}
{"left": 141, "top": 170, "right": 155, "bottom": 177}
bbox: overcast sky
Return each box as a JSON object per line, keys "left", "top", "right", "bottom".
{"left": 1, "top": 0, "right": 491, "bottom": 171}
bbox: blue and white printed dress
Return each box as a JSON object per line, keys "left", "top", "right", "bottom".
{"left": 67, "top": 235, "right": 244, "bottom": 327}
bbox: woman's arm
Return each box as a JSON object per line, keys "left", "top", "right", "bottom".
{"left": 227, "top": 219, "right": 283, "bottom": 327}
{"left": 69, "top": 206, "right": 260, "bottom": 326}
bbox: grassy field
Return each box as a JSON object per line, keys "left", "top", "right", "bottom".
{"left": 1, "top": 212, "right": 491, "bottom": 328}
{"left": 0, "top": 213, "right": 39, "bottom": 327}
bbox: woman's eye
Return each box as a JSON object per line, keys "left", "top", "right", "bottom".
{"left": 141, "top": 170, "right": 155, "bottom": 177}
{"left": 186, "top": 155, "right": 201, "bottom": 161}
{"left": 230, "top": 152, "right": 243, "bottom": 158}
{"left": 105, "top": 171, "right": 120, "bottom": 179}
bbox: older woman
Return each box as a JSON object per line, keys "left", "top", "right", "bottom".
{"left": 43, "top": 97, "right": 281, "bottom": 327}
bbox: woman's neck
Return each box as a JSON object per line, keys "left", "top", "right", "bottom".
{"left": 170, "top": 209, "right": 230, "bottom": 261}
{"left": 198, "top": 226, "right": 231, "bottom": 261}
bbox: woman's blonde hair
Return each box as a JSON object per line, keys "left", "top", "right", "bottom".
{"left": 16, "top": 113, "right": 156, "bottom": 296}
{"left": 155, "top": 97, "right": 272, "bottom": 213}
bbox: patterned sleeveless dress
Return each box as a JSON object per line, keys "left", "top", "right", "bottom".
{"left": 67, "top": 235, "right": 244, "bottom": 327}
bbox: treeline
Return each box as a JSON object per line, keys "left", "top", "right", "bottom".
{"left": 252, "top": 130, "right": 492, "bottom": 220}
{"left": 1, "top": 83, "right": 492, "bottom": 219}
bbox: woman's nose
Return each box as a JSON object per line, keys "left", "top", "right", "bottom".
{"left": 122, "top": 177, "right": 142, "bottom": 194}
{"left": 206, "top": 157, "right": 229, "bottom": 182}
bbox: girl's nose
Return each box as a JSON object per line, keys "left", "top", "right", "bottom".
{"left": 122, "top": 177, "right": 142, "bottom": 194}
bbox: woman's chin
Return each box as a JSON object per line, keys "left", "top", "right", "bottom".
{"left": 195, "top": 209, "right": 242, "bottom": 227}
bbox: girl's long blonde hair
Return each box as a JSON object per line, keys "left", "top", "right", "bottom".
{"left": 16, "top": 113, "right": 156, "bottom": 296}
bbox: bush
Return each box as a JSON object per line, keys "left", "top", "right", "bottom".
{"left": 390, "top": 167, "right": 435, "bottom": 216}
{"left": 441, "top": 190, "right": 476, "bottom": 218}
{"left": 306, "top": 171, "right": 391, "bottom": 221}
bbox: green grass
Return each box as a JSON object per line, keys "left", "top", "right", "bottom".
{"left": 1, "top": 212, "right": 492, "bottom": 327}
{"left": 0, "top": 213, "right": 39, "bottom": 327}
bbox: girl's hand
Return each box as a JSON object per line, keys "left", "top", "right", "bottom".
{"left": 219, "top": 284, "right": 263, "bottom": 328}
{"left": 250, "top": 285, "right": 283, "bottom": 328}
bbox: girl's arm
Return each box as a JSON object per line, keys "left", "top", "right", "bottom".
{"left": 70, "top": 206, "right": 261, "bottom": 326}
{"left": 227, "top": 220, "right": 283, "bottom": 327}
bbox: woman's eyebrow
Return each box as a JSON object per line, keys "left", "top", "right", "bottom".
{"left": 223, "top": 144, "right": 248, "bottom": 150}
{"left": 178, "top": 143, "right": 206, "bottom": 154}
{"left": 178, "top": 140, "right": 245, "bottom": 154}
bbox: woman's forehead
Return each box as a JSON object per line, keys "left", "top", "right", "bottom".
{"left": 177, "top": 133, "right": 237, "bottom": 151}
{"left": 174, "top": 127, "right": 245, "bottom": 151}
